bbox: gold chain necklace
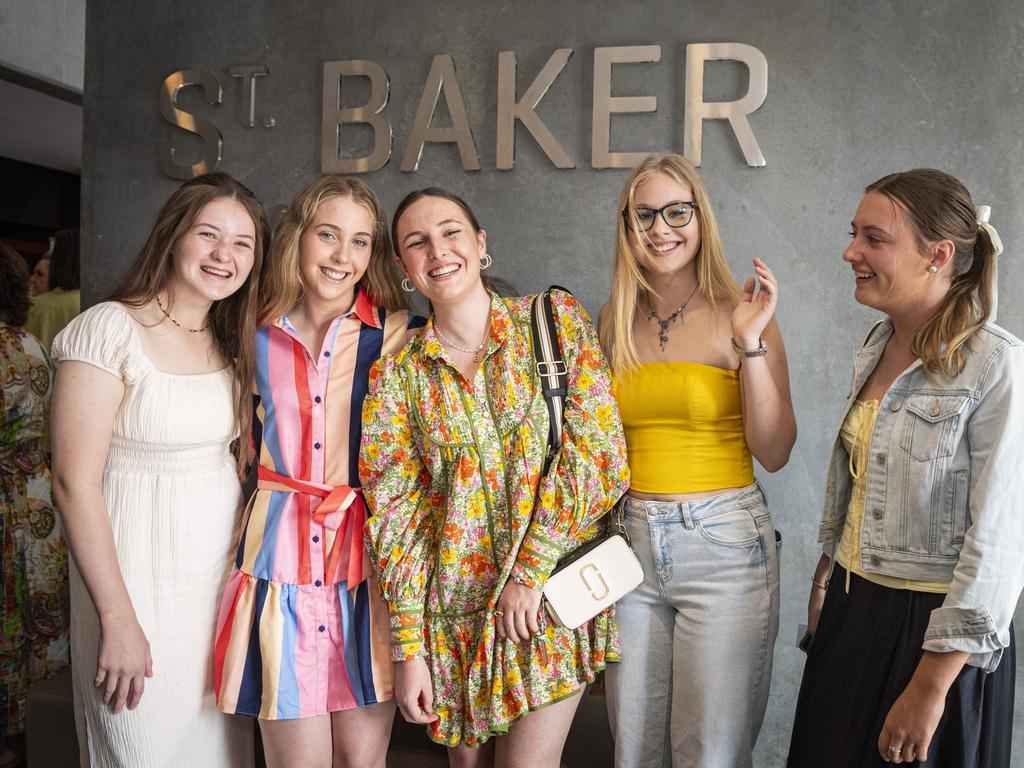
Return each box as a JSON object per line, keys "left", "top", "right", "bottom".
{"left": 156, "top": 295, "right": 209, "bottom": 334}
{"left": 646, "top": 283, "right": 699, "bottom": 351}
{"left": 434, "top": 320, "right": 488, "bottom": 363}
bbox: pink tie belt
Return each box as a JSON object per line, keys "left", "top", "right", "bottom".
{"left": 257, "top": 464, "right": 368, "bottom": 587}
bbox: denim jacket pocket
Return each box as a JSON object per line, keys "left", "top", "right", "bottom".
{"left": 900, "top": 394, "right": 971, "bottom": 461}
{"left": 948, "top": 469, "right": 970, "bottom": 546}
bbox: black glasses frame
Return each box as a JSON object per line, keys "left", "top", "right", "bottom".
{"left": 621, "top": 201, "right": 699, "bottom": 232}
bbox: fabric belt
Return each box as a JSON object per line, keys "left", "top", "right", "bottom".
{"left": 256, "top": 464, "right": 367, "bottom": 587}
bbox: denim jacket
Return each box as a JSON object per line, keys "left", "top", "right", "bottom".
{"left": 819, "top": 319, "right": 1024, "bottom": 672}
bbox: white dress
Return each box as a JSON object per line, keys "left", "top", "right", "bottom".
{"left": 52, "top": 303, "right": 253, "bottom": 768}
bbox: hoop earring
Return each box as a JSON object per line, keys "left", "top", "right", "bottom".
{"left": 402, "top": 278, "right": 416, "bottom": 293}
{"left": 480, "top": 252, "right": 493, "bottom": 270}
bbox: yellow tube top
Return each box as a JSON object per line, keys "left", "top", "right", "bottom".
{"left": 614, "top": 361, "right": 753, "bottom": 494}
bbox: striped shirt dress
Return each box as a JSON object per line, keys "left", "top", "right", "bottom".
{"left": 214, "top": 289, "right": 423, "bottom": 719}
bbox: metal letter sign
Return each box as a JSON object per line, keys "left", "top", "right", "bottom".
{"left": 321, "top": 60, "right": 392, "bottom": 173}
{"left": 401, "top": 55, "right": 481, "bottom": 172}
{"left": 496, "top": 48, "right": 574, "bottom": 169}
{"left": 159, "top": 69, "right": 223, "bottom": 180}
{"left": 684, "top": 43, "right": 768, "bottom": 167}
{"left": 591, "top": 46, "right": 662, "bottom": 169}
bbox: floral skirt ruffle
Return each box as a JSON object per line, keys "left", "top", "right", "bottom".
{"left": 423, "top": 604, "right": 620, "bottom": 747}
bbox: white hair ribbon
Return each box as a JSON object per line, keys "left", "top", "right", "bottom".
{"left": 975, "top": 205, "right": 1004, "bottom": 257}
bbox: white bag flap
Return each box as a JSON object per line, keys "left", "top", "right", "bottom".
{"left": 542, "top": 535, "right": 644, "bottom": 629}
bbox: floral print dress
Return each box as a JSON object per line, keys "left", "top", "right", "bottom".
{"left": 361, "top": 291, "right": 629, "bottom": 747}
{"left": 0, "top": 324, "right": 69, "bottom": 737}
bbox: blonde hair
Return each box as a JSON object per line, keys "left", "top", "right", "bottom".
{"left": 598, "top": 154, "right": 740, "bottom": 373}
{"left": 867, "top": 169, "right": 997, "bottom": 378}
{"left": 259, "top": 174, "right": 407, "bottom": 324}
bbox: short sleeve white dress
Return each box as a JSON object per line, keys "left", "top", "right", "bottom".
{"left": 52, "top": 302, "right": 253, "bottom": 768}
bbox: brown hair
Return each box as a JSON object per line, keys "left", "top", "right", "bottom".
{"left": 50, "top": 229, "right": 80, "bottom": 291}
{"left": 0, "top": 243, "right": 30, "bottom": 326}
{"left": 867, "top": 169, "right": 996, "bottom": 378}
{"left": 598, "top": 154, "right": 740, "bottom": 373}
{"left": 391, "top": 187, "right": 515, "bottom": 297}
{"left": 106, "top": 172, "right": 269, "bottom": 476}
{"left": 259, "top": 175, "right": 406, "bottom": 324}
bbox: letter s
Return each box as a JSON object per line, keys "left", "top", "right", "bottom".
{"left": 159, "top": 69, "right": 223, "bottom": 180}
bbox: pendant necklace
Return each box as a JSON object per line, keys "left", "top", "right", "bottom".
{"left": 647, "top": 283, "right": 699, "bottom": 351}
{"left": 434, "top": 319, "right": 489, "bottom": 363}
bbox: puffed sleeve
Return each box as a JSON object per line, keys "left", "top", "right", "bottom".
{"left": 51, "top": 302, "right": 141, "bottom": 384}
{"left": 510, "top": 290, "right": 630, "bottom": 589}
{"left": 923, "top": 341, "right": 1024, "bottom": 671}
{"left": 361, "top": 353, "right": 437, "bottom": 661}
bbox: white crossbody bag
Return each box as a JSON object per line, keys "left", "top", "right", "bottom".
{"left": 531, "top": 288, "right": 644, "bottom": 630}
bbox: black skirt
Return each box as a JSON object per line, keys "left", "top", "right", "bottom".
{"left": 787, "top": 566, "right": 1015, "bottom": 768}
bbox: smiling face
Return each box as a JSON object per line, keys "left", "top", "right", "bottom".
{"left": 844, "top": 191, "right": 937, "bottom": 314}
{"left": 168, "top": 196, "right": 257, "bottom": 305}
{"left": 298, "top": 194, "right": 373, "bottom": 313}
{"left": 394, "top": 195, "right": 487, "bottom": 306}
{"left": 627, "top": 172, "right": 701, "bottom": 278}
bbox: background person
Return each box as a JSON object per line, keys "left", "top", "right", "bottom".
{"left": 0, "top": 243, "right": 69, "bottom": 768}
{"left": 26, "top": 229, "right": 81, "bottom": 352}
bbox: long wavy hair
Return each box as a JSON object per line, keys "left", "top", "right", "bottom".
{"left": 867, "top": 169, "right": 997, "bottom": 378}
{"left": 259, "top": 175, "right": 407, "bottom": 325}
{"left": 598, "top": 154, "right": 740, "bottom": 374}
{"left": 106, "top": 173, "right": 269, "bottom": 477}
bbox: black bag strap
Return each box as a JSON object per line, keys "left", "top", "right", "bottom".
{"left": 531, "top": 286, "right": 571, "bottom": 473}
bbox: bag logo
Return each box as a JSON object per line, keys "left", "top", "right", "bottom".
{"left": 579, "top": 563, "right": 610, "bottom": 601}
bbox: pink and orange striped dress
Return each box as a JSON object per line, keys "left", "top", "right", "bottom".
{"left": 214, "top": 289, "right": 423, "bottom": 719}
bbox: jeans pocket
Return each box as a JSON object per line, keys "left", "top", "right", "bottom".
{"left": 695, "top": 506, "right": 761, "bottom": 548}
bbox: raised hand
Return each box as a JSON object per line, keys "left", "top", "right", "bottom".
{"left": 731, "top": 258, "right": 779, "bottom": 349}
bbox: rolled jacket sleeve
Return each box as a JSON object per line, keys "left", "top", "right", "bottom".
{"left": 510, "top": 291, "right": 630, "bottom": 589}
{"left": 923, "top": 342, "right": 1024, "bottom": 671}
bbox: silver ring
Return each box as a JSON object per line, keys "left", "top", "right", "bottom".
{"left": 493, "top": 610, "right": 504, "bottom": 618}
{"left": 887, "top": 745, "right": 901, "bottom": 754}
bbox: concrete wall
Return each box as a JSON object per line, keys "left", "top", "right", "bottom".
{"left": 0, "top": 0, "right": 84, "bottom": 89}
{"left": 82, "top": 1, "right": 1024, "bottom": 764}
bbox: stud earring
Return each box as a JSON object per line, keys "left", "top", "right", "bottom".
{"left": 402, "top": 278, "right": 415, "bottom": 293}
{"left": 928, "top": 265, "right": 938, "bottom": 273}
{"left": 480, "top": 252, "right": 493, "bottom": 270}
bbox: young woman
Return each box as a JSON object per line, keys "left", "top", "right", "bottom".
{"left": 0, "top": 243, "right": 68, "bottom": 768}
{"left": 213, "top": 175, "right": 422, "bottom": 768}
{"left": 788, "top": 170, "right": 1021, "bottom": 768}
{"left": 50, "top": 173, "right": 266, "bottom": 767}
{"left": 599, "top": 154, "right": 797, "bottom": 768}
{"left": 360, "top": 187, "right": 629, "bottom": 767}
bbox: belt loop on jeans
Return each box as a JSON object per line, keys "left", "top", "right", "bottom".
{"left": 681, "top": 501, "right": 695, "bottom": 531}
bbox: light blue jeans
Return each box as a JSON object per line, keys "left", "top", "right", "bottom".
{"left": 605, "top": 483, "right": 780, "bottom": 768}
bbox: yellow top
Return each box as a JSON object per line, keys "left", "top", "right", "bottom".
{"left": 835, "top": 400, "right": 949, "bottom": 593}
{"left": 614, "top": 361, "right": 753, "bottom": 494}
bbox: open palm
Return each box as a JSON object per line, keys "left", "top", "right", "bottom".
{"left": 731, "top": 258, "right": 778, "bottom": 346}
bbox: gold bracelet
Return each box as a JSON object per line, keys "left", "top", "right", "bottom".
{"left": 811, "top": 577, "right": 827, "bottom": 591}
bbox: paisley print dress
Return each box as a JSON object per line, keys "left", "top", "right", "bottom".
{"left": 0, "top": 324, "right": 69, "bottom": 737}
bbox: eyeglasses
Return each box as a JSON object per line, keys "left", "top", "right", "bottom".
{"left": 621, "top": 201, "right": 699, "bottom": 232}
